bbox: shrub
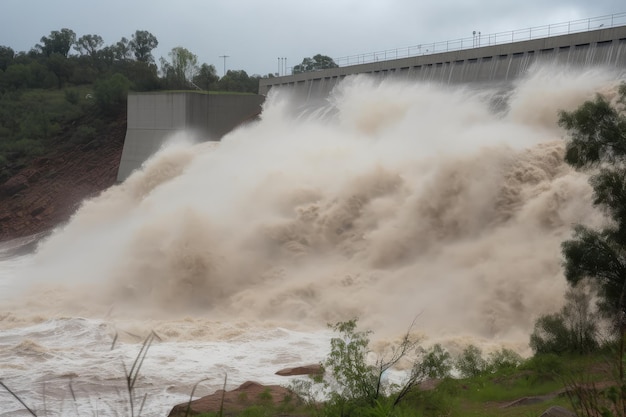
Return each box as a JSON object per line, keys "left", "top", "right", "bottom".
{"left": 293, "top": 318, "right": 443, "bottom": 417}
{"left": 419, "top": 344, "right": 452, "bottom": 379}
{"left": 488, "top": 348, "right": 523, "bottom": 371}
{"left": 530, "top": 286, "right": 599, "bottom": 355}
{"left": 70, "top": 125, "right": 97, "bottom": 144}
{"left": 93, "top": 73, "right": 132, "bottom": 114}
{"left": 64, "top": 88, "right": 79, "bottom": 105}
{"left": 455, "top": 345, "right": 488, "bottom": 378}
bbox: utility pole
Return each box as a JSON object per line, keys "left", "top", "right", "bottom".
{"left": 219, "top": 55, "right": 229, "bottom": 76}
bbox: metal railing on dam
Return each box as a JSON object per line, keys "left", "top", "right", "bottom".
{"left": 333, "top": 12, "right": 626, "bottom": 67}
{"left": 259, "top": 17, "right": 626, "bottom": 97}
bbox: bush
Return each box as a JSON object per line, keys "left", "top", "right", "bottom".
{"left": 292, "top": 319, "right": 443, "bottom": 417}
{"left": 93, "top": 73, "right": 132, "bottom": 114}
{"left": 419, "top": 344, "right": 452, "bottom": 379}
{"left": 488, "top": 348, "right": 523, "bottom": 371}
{"left": 70, "top": 125, "right": 97, "bottom": 144}
{"left": 455, "top": 345, "right": 488, "bottom": 378}
{"left": 64, "top": 88, "right": 79, "bottom": 105}
{"left": 530, "top": 286, "right": 599, "bottom": 355}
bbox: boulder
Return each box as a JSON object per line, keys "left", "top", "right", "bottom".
{"left": 168, "top": 381, "right": 299, "bottom": 417}
{"left": 275, "top": 364, "right": 323, "bottom": 376}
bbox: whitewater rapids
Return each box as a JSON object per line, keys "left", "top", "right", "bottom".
{"left": 1, "top": 66, "right": 624, "bottom": 416}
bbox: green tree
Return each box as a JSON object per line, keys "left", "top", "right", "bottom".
{"left": 311, "top": 319, "right": 431, "bottom": 416}
{"left": 193, "top": 63, "right": 219, "bottom": 91}
{"left": 0, "top": 46, "right": 14, "bottom": 71}
{"left": 111, "top": 37, "right": 133, "bottom": 61}
{"left": 455, "top": 345, "right": 487, "bottom": 378}
{"left": 93, "top": 73, "right": 132, "bottom": 115}
{"left": 130, "top": 30, "right": 158, "bottom": 63}
{"left": 160, "top": 46, "right": 198, "bottom": 89}
{"left": 293, "top": 53, "right": 338, "bottom": 74}
{"left": 217, "top": 69, "right": 257, "bottom": 93}
{"left": 530, "top": 286, "right": 599, "bottom": 355}
{"left": 46, "top": 53, "right": 74, "bottom": 88}
{"left": 74, "top": 34, "right": 104, "bottom": 58}
{"left": 559, "top": 85, "right": 626, "bottom": 322}
{"left": 36, "top": 28, "right": 76, "bottom": 57}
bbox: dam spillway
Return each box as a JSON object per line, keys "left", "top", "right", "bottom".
{"left": 259, "top": 23, "right": 626, "bottom": 97}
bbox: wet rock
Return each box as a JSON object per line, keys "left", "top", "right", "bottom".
{"left": 168, "top": 381, "right": 299, "bottom": 417}
{"left": 275, "top": 364, "right": 323, "bottom": 376}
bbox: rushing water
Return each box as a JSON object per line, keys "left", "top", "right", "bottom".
{"left": 1, "top": 65, "right": 625, "bottom": 416}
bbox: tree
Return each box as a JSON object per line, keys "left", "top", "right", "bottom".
{"left": 46, "top": 53, "right": 74, "bottom": 88}
{"left": 300, "top": 318, "right": 439, "bottom": 416}
{"left": 193, "top": 63, "right": 219, "bottom": 91}
{"left": 112, "top": 37, "right": 133, "bottom": 61}
{"left": 160, "top": 46, "right": 198, "bottom": 89}
{"left": 0, "top": 46, "right": 14, "bottom": 71}
{"left": 559, "top": 85, "right": 626, "bottom": 321}
{"left": 293, "top": 53, "right": 338, "bottom": 74}
{"left": 74, "top": 34, "right": 104, "bottom": 58}
{"left": 530, "top": 287, "right": 599, "bottom": 355}
{"left": 93, "top": 73, "right": 132, "bottom": 115}
{"left": 130, "top": 30, "right": 158, "bottom": 63}
{"left": 37, "top": 28, "right": 76, "bottom": 57}
{"left": 217, "top": 69, "right": 257, "bottom": 93}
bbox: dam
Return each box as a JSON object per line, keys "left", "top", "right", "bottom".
{"left": 259, "top": 14, "right": 626, "bottom": 97}
{"left": 118, "top": 14, "right": 626, "bottom": 181}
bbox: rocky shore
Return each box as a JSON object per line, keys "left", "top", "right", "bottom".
{"left": 0, "top": 113, "right": 126, "bottom": 242}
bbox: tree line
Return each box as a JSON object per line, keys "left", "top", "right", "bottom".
{"left": 0, "top": 28, "right": 269, "bottom": 94}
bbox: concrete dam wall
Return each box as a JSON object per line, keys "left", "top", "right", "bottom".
{"left": 117, "top": 92, "right": 264, "bottom": 181}
{"left": 259, "top": 25, "right": 626, "bottom": 98}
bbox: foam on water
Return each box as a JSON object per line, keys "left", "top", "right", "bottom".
{"left": 1, "top": 66, "right": 625, "bottom": 415}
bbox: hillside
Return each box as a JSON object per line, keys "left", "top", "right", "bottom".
{"left": 0, "top": 111, "right": 126, "bottom": 241}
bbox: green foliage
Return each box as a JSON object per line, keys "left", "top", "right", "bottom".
{"left": 455, "top": 345, "right": 488, "bottom": 378}
{"left": 130, "top": 30, "right": 158, "bottom": 63}
{"left": 93, "top": 73, "right": 132, "bottom": 114}
{"left": 488, "top": 348, "right": 523, "bottom": 370}
{"left": 559, "top": 83, "right": 626, "bottom": 323}
{"left": 64, "top": 88, "right": 79, "bottom": 105}
{"left": 36, "top": 28, "right": 76, "bottom": 57}
{"left": 74, "top": 34, "right": 104, "bottom": 57}
{"left": 160, "top": 46, "right": 199, "bottom": 89}
{"left": 217, "top": 69, "right": 258, "bottom": 93}
{"left": 70, "top": 125, "right": 97, "bottom": 144}
{"left": 419, "top": 343, "right": 452, "bottom": 379}
{"left": 530, "top": 286, "right": 599, "bottom": 355}
{"left": 531, "top": 313, "right": 571, "bottom": 354}
{"left": 293, "top": 53, "right": 339, "bottom": 74}
{"left": 0, "top": 45, "right": 14, "bottom": 71}
{"left": 520, "top": 353, "right": 564, "bottom": 376}
{"left": 292, "top": 319, "right": 443, "bottom": 417}
{"left": 193, "top": 63, "right": 219, "bottom": 91}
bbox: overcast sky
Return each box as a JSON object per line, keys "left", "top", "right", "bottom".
{"left": 1, "top": 0, "right": 624, "bottom": 77}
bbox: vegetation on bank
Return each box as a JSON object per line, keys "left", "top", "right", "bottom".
{"left": 0, "top": 28, "right": 269, "bottom": 185}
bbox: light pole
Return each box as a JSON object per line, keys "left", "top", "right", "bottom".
{"left": 219, "top": 55, "right": 229, "bottom": 76}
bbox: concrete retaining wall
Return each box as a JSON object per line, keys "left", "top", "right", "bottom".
{"left": 117, "top": 92, "right": 264, "bottom": 181}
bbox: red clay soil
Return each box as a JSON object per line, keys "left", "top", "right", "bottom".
{"left": 0, "top": 113, "right": 126, "bottom": 242}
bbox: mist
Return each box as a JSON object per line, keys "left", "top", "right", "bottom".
{"left": 5, "top": 66, "right": 624, "bottom": 352}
